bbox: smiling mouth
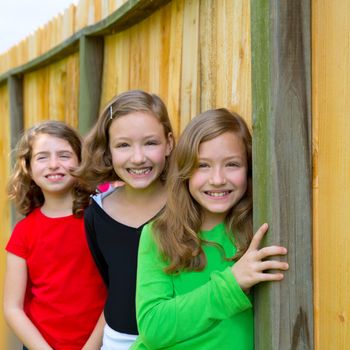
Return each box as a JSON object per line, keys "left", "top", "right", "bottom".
{"left": 46, "top": 174, "right": 64, "bottom": 180}
{"left": 127, "top": 167, "right": 152, "bottom": 175}
{"left": 204, "top": 190, "right": 232, "bottom": 197}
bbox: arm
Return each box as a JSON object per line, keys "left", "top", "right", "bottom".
{"left": 82, "top": 312, "right": 106, "bottom": 350}
{"left": 135, "top": 225, "right": 252, "bottom": 349}
{"left": 3, "top": 253, "right": 53, "bottom": 350}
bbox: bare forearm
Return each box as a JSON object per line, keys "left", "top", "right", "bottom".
{"left": 82, "top": 312, "right": 106, "bottom": 350}
{"left": 5, "top": 307, "right": 53, "bottom": 350}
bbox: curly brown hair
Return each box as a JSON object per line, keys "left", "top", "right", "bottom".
{"left": 8, "top": 120, "right": 91, "bottom": 217}
{"left": 76, "top": 90, "right": 174, "bottom": 191}
{"left": 153, "top": 108, "right": 253, "bottom": 273}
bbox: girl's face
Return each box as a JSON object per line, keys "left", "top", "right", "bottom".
{"left": 189, "top": 131, "right": 248, "bottom": 230}
{"left": 30, "top": 133, "right": 79, "bottom": 199}
{"left": 108, "top": 111, "right": 173, "bottom": 190}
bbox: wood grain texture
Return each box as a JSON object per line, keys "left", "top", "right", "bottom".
{"left": 0, "top": 83, "right": 13, "bottom": 349}
{"left": 312, "top": 1, "right": 350, "bottom": 349}
{"left": 179, "top": 0, "right": 200, "bottom": 131}
{"left": 199, "top": 0, "right": 251, "bottom": 122}
{"left": 78, "top": 36, "right": 104, "bottom": 135}
{"left": 166, "top": 0, "right": 184, "bottom": 136}
{"left": 8, "top": 76, "right": 24, "bottom": 154}
{"left": 251, "top": 1, "right": 313, "bottom": 349}
{"left": 23, "top": 54, "right": 79, "bottom": 128}
{"left": 100, "top": 2, "right": 175, "bottom": 116}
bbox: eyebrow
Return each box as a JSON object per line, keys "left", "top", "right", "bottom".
{"left": 32, "top": 150, "right": 73, "bottom": 156}
{"left": 198, "top": 155, "right": 244, "bottom": 161}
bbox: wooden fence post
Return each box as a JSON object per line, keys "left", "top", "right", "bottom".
{"left": 251, "top": 1, "right": 313, "bottom": 349}
{"left": 8, "top": 75, "right": 24, "bottom": 156}
{"left": 8, "top": 75, "right": 24, "bottom": 227}
{"left": 78, "top": 35, "right": 104, "bottom": 135}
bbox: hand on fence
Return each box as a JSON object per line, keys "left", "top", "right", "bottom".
{"left": 231, "top": 223, "right": 289, "bottom": 292}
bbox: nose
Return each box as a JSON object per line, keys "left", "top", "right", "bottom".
{"left": 209, "top": 166, "right": 226, "bottom": 186}
{"left": 131, "top": 146, "right": 146, "bottom": 164}
{"left": 48, "top": 155, "right": 59, "bottom": 169}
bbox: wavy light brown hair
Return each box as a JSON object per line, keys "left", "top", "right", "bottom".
{"left": 77, "top": 90, "right": 174, "bottom": 191}
{"left": 8, "top": 120, "right": 91, "bottom": 217}
{"left": 153, "top": 108, "right": 253, "bottom": 273}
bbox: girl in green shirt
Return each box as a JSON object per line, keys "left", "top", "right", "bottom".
{"left": 133, "top": 109, "right": 289, "bottom": 350}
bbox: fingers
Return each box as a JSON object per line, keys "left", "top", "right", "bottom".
{"left": 249, "top": 223, "right": 269, "bottom": 250}
{"left": 256, "top": 272, "right": 285, "bottom": 283}
{"left": 256, "top": 245, "right": 288, "bottom": 260}
{"left": 259, "top": 260, "right": 289, "bottom": 272}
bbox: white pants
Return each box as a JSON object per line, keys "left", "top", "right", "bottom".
{"left": 101, "top": 324, "right": 137, "bottom": 350}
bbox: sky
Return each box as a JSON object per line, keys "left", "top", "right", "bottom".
{"left": 0, "top": 0, "right": 78, "bottom": 54}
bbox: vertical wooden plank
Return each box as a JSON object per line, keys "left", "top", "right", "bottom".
{"left": 166, "top": 0, "right": 184, "bottom": 137}
{"left": 48, "top": 60, "right": 68, "bottom": 123}
{"left": 23, "top": 68, "right": 49, "bottom": 127}
{"left": 312, "top": 1, "right": 350, "bottom": 349}
{"left": 199, "top": 0, "right": 216, "bottom": 112}
{"left": 148, "top": 5, "right": 171, "bottom": 97}
{"left": 0, "top": 82, "right": 19, "bottom": 350}
{"left": 100, "top": 31, "right": 130, "bottom": 107}
{"left": 8, "top": 76, "right": 24, "bottom": 155}
{"left": 251, "top": 1, "right": 313, "bottom": 349}
{"left": 129, "top": 20, "right": 150, "bottom": 90}
{"left": 180, "top": 0, "right": 200, "bottom": 129}
{"left": 8, "top": 75, "right": 25, "bottom": 230}
{"left": 78, "top": 35, "right": 104, "bottom": 135}
{"left": 7, "top": 76, "right": 24, "bottom": 350}
{"left": 199, "top": 0, "right": 251, "bottom": 122}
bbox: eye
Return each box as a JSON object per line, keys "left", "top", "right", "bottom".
{"left": 116, "top": 142, "right": 129, "bottom": 148}
{"left": 227, "top": 161, "right": 240, "bottom": 167}
{"left": 37, "top": 155, "right": 47, "bottom": 160}
{"left": 198, "top": 162, "right": 209, "bottom": 168}
{"left": 145, "top": 140, "right": 159, "bottom": 146}
{"left": 59, "top": 154, "right": 71, "bottom": 159}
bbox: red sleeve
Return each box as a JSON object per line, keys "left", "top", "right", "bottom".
{"left": 6, "top": 218, "right": 30, "bottom": 259}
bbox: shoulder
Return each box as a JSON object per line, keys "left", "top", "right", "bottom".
{"left": 139, "top": 222, "right": 159, "bottom": 254}
{"left": 13, "top": 208, "right": 41, "bottom": 231}
{"left": 140, "top": 222, "right": 155, "bottom": 241}
{"left": 93, "top": 186, "right": 118, "bottom": 206}
{"left": 6, "top": 210, "right": 41, "bottom": 257}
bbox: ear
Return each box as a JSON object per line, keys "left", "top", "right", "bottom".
{"left": 165, "top": 132, "right": 174, "bottom": 156}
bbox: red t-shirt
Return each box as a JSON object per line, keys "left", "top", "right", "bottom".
{"left": 6, "top": 208, "right": 107, "bottom": 350}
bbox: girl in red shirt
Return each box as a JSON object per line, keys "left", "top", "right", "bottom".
{"left": 4, "top": 120, "right": 107, "bottom": 350}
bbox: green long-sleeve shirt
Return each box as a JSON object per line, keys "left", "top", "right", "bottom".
{"left": 132, "top": 222, "right": 253, "bottom": 350}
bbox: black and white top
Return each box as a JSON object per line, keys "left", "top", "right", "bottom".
{"left": 84, "top": 188, "right": 150, "bottom": 335}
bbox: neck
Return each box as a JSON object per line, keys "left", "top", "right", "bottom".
{"left": 201, "top": 212, "right": 226, "bottom": 231}
{"left": 41, "top": 192, "right": 74, "bottom": 218}
{"left": 122, "top": 180, "right": 166, "bottom": 205}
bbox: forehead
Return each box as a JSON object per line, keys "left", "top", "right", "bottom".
{"left": 198, "top": 131, "right": 246, "bottom": 157}
{"left": 109, "top": 111, "right": 165, "bottom": 137}
{"left": 31, "top": 133, "right": 74, "bottom": 152}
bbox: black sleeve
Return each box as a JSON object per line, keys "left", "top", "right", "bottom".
{"left": 84, "top": 203, "right": 109, "bottom": 287}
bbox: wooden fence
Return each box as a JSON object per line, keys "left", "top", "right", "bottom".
{"left": 0, "top": 0, "right": 349, "bottom": 349}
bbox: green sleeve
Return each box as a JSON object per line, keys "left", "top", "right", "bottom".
{"left": 135, "top": 223, "right": 252, "bottom": 349}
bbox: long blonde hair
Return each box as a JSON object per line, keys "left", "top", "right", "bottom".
{"left": 153, "top": 108, "right": 252, "bottom": 273}
{"left": 77, "top": 90, "right": 174, "bottom": 191}
{"left": 8, "top": 120, "right": 90, "bottom": 217}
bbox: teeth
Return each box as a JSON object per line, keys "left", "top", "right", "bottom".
{"left": 47, "top": 174, "right": 63, "bottom": 179}
{"left": 206, "top": 191, "right": 230, "bottom": 197}
{"left": 128, "top": 168, "right": 151, "bottom": 175}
